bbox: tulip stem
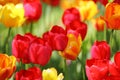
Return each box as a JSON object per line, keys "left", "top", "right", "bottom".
{"left": 30, "top": 22, "right": 33, "bottom": 33}
{"left": 109, "top": 29, "right": 114, "bottom": 55}
{"left": 64, "top": 59, "right": 69, "bottom": 80}
{"left": 3, "top": 28, "right": 11, "bottom": 53}
{"left": 77, "top": 57, "right": 86, "bottom": 80}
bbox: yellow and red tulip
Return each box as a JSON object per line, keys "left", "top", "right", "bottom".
{"left": 60, "top": 33, "right": 82, "bottom": 60}
{"left": 0, "top": 53, "right": 16, "bottom": 80}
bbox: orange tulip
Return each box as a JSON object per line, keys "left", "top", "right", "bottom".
{"left": 0, "top": 0, "right": 20, "bottom": 5}
{"left": 104, "top": 2, "right": 120, "bottom": 30}
{"left": 0, "top": 53, "right": 16, "bottom": 80}
{"left": 60, "top": 33, "right": 82, "bottom": 60}
{"left": 93, "top": 17, "right": 105, "bottom": 31}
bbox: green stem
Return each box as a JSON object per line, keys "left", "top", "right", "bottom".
{"left": 2, "top": 28, "right": 11, "bottom": 53}
{"left": 77, "top": 57, "right": 86, "bottom": 80}
{"left": 64, "top": 59, "right": 69, "bottom": 80}
{"left": 30, "top": 22, "right": 33, "bottom": 33}
{"left": 109, "top": 30, "right": 114, "bottom": 55}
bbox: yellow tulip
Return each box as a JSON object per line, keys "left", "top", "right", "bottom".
{"left": 0, "top": 0, "right": 20, "bottom": 5}
{"left": 60, "top": 33, "right": 82, "bottom": 60}
{"left": 42, "top": 67, "right": 64, "bottom": 80}
{"left": 0, "top": 53, "right": 16, "bottom": 80}
{"left": 0, "top": 3, "right": 25, "bottom": 27}
{"left": 76, "top": 1, "right": 98, "bottom": 21}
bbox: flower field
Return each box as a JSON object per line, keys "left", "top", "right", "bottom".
{"left": 0, "top": 0, "right": 120, "bottom": 80}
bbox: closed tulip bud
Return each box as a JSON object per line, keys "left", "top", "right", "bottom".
{"left": 62, "top": 7, "right": 81, "bottom": 26}
{"left": 43, "top": 25, "right": 68, "bottom": 51}
{"left": 12, "top": 33, "right": 37, "bottom": 63}
{"left": 42, "top": 67, "right": 64, "bottom": 80}
{"left": 91, "top": 41, "right": 110, "bottom": 60}
{"left": 29, "top": 38, "right": 52, "bottom": 66}
{"left": 86, "top": 59, "right": 109, "bottom": 80}
{"left": 23, "top": 0, "right": 42, "bottom": 21}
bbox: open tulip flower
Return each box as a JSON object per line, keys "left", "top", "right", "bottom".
{"left": 42, "top": 67, "right": 64, "bottom": 80}
{"left": 0, "top": 53, "right": 16, "bottom": 80}
{"left": 104, "top": 2, "right": 120, "bottom": 30}
{"left": 0, "top": 3, "right": 25, "bottom": 27}
{"left": 23, "top": 0, "right": 42, "bottom": 21}
{"left": 60, "top": 33, "right": 82, "bottom": 60}
{"left": 15, "top": 67, "right": 42, "bottom": 80}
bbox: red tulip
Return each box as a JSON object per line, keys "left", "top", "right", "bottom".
{"left": 109, "top": 61, "right": 120, "bottom": 77}
{"left": 29, "top": 38, "right": 52, "bottom": 66}
{"left": 114, "top": 0, "right": 120, "bottom": 4}
{"left": 66, "top": 20, "right": 87, "bottom": 40}
{"left": 86, "top": 59, "right": 109, "bottom": 80}
{"left": 107, "top": 52, "right": 120, "bottom": 79}
{"left": 114, "top": 52, "right": 120, "bottom": 69}
{"left": 12, "top": 33, "right": 37, "bottom": 63}
{"left": 15, "top": 67, "right": 42, "bottom": 80}
{"left": 91, "top": 41, "right": 110, "bottom": 60}
{"left": 23, "top": 0, "right": 42, "bottom": 21}
{"left": 93, "top": 0, "right": 108, "bottom": 6}
{"left": 62, "top": 8, "right": 81, "bottom": 26}
{"left": 43, "top": 25, "right": 68, "bottom": 51}
{"left": 42, "top": 0, "right": 60, "bottom": 6}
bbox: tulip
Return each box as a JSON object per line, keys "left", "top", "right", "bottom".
{"left": 12, "top": 33, "right": 37, "bottom": 63}
{"left": 66, "top": 20, "right": 87, "bottom": 40}
{"left": 93, "top": 0, "right": 108, "bottom": 6}
{"left": 91, "top": 41, "right": 110, "bottom": 60}
{"left": 60, "top": 33, "right": 82, "bottom": 60}
{"left": 76, "top": 1, "right": 98, "bottom": 21}
{"left": 15, "top": 67, "right": 42, "bottom": 80}
{"left": 43, "top": 25, "right": 68, "bottom": 51}
{"left": 0, "top": 3, "right": 25, "bottom": 27}
{"left": 114, "top": 0, "right": 120, "bottom": 4}
{"left": 29, "top": 38, "right": 52, "bottom": 66}
{"left": 42, "top": 0, "right": 60, "bottom": 6}
{"left": 104, "top": 2, "right": 120, "bottom": 30}
{"left": 94, "top": 17, "right": 105, "bottom": 31}
{"left": 62, "top": 7, "right": 81, "bottom": 26}
{"left": 42, "top": 67, "right": 64, "bottom": 80}
{"left": 108, "top": 52, "right": 120, "bottom": 78}
{"left": 23, "top": 0, "right": 42, "bottom": 21}
{"left": 0, "top": 53, "right": 16, "bottom": 80}
{"left": 86, "top": 59, "right": 109, "bottom": 80}
{"left": 0, "top": 0, "right": 20, "bottom": 5}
